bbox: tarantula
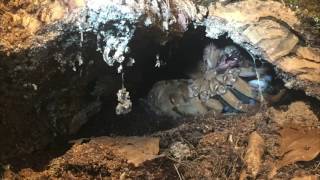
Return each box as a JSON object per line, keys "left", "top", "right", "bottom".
{"left": 146, "top": 43, "right": 271, "bottom": 119}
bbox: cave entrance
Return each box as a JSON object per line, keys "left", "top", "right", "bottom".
{"left": 74, "top": 26, "right": 279, "bottom": 139}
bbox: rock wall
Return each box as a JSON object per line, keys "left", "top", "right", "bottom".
{"left": 203, "top": 0, "right": 320, "bottom": 100}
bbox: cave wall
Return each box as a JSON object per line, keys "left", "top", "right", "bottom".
{"left": 0, "top": 31, "right": 118, "bottom": 159}
{"left": 203, "top": 1, "right": 320, "bottom": 99}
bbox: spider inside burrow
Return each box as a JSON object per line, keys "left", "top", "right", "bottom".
{"left": 145, "top": 42, "right": 284, "bottom": 119}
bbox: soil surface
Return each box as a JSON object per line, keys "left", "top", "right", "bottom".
{"left": 1, "top": 96, "right": 320, "bottom": 179}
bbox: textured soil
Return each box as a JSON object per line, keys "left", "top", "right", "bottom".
{"left": 1, "top": 95, "right": 320, "bottom": 179}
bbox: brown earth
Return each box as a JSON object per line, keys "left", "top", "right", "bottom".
{"left": 1, "top": 100, "right": 319, "bottom": 179}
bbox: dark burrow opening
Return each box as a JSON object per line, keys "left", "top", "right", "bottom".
{"left": 73, "top": 26, "right": 284, "bottom": 139}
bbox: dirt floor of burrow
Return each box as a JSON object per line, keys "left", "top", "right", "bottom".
{"left": 1, "top": 97, "right": 320, "bottom": 180}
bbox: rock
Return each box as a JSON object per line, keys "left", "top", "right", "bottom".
{"left": 242, "top": 19, "right": 299, "bottom": 61}
{"left": 208, "top": 0, "right": 299, "bottom": 28}
{"left": 169, "top": 142, "right": 194, "bottom": 160}
{"left": 277, "top": 47, "right": 320, "bottom": 99}
{"left": 278, "top": 56, "right": 320, "bottom": 82}
{"left": 205, "top": 0, "right": 320, "bottom": 99}
{"left": 296, "top": 47, "right": 320, "bottom": 63}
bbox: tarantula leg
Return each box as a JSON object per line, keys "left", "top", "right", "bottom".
{"left": 219, "top": 90, "right": 247, "bottom": 111}
{"left": 238, "top": 67, "right": 268, "bottom": 78}
{"left": 203, "top": 98, "right": 224, "bottom": 113}
{"left": 216, "top": 70, "right": 259, "bottom": 101}
{"left": 232, "top": 77, "right": 259, "bottom": 101}
{"left": 199, "top": 80, "right": 211, "bottom": 101}
{"left": 189, "top": 78, "right": 204, "bottom": 97}
{"left": 204, "top": 69, "right": 218, "bottom": 80}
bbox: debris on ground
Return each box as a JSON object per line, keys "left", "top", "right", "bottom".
{"left": 240, "top": 131, "right": 265, "bottom": 180}
{"left": 291, "top": 175, "right": 319, "bottom": 180}
{"left": 2, "top": 101, "right": 319, "bottom": 179}
{"left": 268, "top": 101, "right": 320, "bottom": 127}
{"left": 78, "top": 136, "right": 161, "bottom": 167}
{"left": 169, "top": 141, "right": 195, "bottom": 160}
{"left": 269, "top": 127, "right": 320, "bottom": 178}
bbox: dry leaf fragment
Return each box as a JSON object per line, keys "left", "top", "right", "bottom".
{"left": 278, "top": 128, "right": 320, "bottom": 166}
{"left": 269, "top": 128, "right": 320, "bottom": 178}
{"left": 91, "top": 136, "right": 160, "bottom": 167}
{"left": 240, "top": 131, "right": 265, "bottom": 180}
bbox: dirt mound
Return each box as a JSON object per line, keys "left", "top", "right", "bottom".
{"left": 2, "top": 101, "right": 319, "bottom": 179}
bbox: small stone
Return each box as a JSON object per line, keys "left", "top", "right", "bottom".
{"left": 169, "top": 142, "right": 194, "bottom": 160}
